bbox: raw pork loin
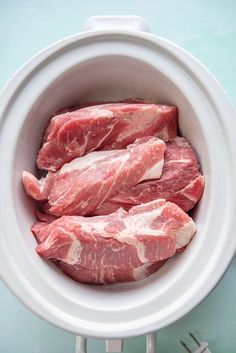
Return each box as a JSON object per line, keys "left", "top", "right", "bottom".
{"left": 33, "top": 200, "right": 196, "bottom": 284}
{"left": 94, "top": 137, "right": 204, "bottom": 215}
{"left": 23, "top": 137, "right": 166, "bottom": 216}
{"left": 37, "top": 103, "right": 177, "bottom": 171}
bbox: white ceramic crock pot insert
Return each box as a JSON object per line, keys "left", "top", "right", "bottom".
{"left": 0, "top": 16, "right": 236, "bottom": 349}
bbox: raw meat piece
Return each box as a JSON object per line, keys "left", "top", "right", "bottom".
{"left": 44, "top": 100, "right": 151, "bottom": 151}
{"left": 94, "top": 137, "right": 205, "bottom": 215}
{"left": 37, "top": 103, "right": 177, "bottom": 171}
{"left": 23, "top": 137, "right": 166, "bottom": 216}
{"left": 34, "top": 199, "right": 196, "bottom": 284}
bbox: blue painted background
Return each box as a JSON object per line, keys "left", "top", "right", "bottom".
{"left": 1, "top": 1, "right": 236, "bottom": 352}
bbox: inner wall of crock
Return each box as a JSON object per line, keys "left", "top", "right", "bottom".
{"left": 15, "top": 56, "right": 209, "bottom": 300}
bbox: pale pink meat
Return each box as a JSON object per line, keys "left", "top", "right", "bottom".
{"left": 34, "top": 203, "right": 167, "bottom": 278}
{"left": 34, "top": 200, "right": 196, "bottom": 284}
{"left": 23, "top": 137, "right": 166, "bottom": 216}
{"left": 22, "top": 171, "right": 54, "bottom": 201}
{"left": 57, "top": 260, "right": 166, "bottom": 284}
{"left": 37, "top": 103, "right": 177, "bottom": 171}
{"left": 94, "top": 137, "right": 204, "bottom": 215}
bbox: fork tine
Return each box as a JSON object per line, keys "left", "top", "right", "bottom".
{"left": 189, "top": 332, "right": 201, "bottom": 347}
{"left": 180, "top": 340, "right": 192, "bottom": 353}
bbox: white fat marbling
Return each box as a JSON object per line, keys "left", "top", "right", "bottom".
{"left": 182, "top": 176, "right": 204, "bottom": 202}
{"left": 166, "top": 158, "right": 191, "bottom": 165}
{"left": 133, "top": 263, "right": 151, "bottom": 280}
{"left": 60, "top": 150, "right": 117, "bottom": 173}
{"left": 175, "top": 220, "right": 196, "bottom": 249}
{"left": 140, "top": 159, "right": 164, "bottom": 181}
{"left": 66, "top": 239, "right": 82, "bottom": 265}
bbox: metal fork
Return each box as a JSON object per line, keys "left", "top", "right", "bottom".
{"left": 180, "top": 332, "right": 211, "bottom": 353}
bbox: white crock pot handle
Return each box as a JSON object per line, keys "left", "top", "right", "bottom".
{"left": 76, "top": 15, "right": 155, "bottom": 353}
{"left": 84, "top": 15, "right": 149, "bottom": 32}
{"left": 76, "top": 333, "right": 157, "bottom": 353}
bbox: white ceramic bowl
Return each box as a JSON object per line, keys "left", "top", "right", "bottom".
{"left": 0, "top": 16, "right": 236, "bottom": 340}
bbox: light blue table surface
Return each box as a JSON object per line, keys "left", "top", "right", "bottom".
{"left": 1, "top": 1, "right": 236, "bottom": 352}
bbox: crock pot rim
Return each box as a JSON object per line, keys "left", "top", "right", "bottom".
{"left": 0, "top": 29, "right": 236, "bottom": 338}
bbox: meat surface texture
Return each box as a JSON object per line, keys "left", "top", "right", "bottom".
{"left": 34, "top": 200, "right": 196, "bottom": 284}
{"left": 22, "top": 99, "right": 204, "bottom": 286}
{"left": 94, "top": 137, "right": 204, "bottom": 215}
{"left": 37, "top": 103, "right": 177, "bottom": 171}
{"left": 23, "top": 137, "right": 166, "bottom": 216}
